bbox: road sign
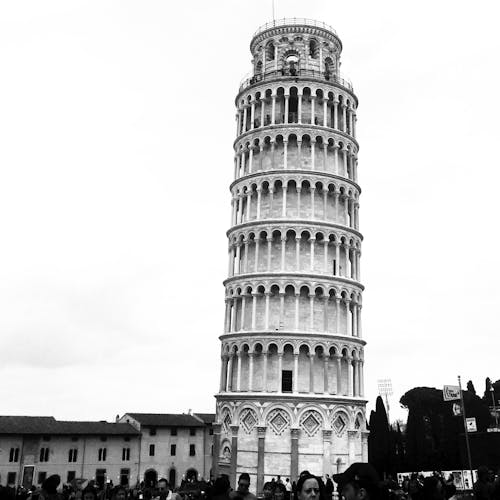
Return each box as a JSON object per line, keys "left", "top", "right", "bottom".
{"left": 443, "top": 385, "right": 461, "bottom": 401}
{"left": 452, "top": 403, "right": 462, "bottom": 416}
{"left": 466, "top": 417, "right": 477, "bottom": 432}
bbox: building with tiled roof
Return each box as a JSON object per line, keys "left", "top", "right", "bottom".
{"left": 0, "top": 412, "right": 214, "bottom": 490}
{"left": 118, "top": 412, "right": 215, "bottom": 487}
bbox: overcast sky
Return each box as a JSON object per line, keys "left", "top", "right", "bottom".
{"left": 1, "top": 0, "right": 499, "bottom": 423}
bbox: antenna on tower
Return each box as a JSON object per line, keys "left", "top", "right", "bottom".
{"left": 272, "top": 0, "right": 276, "bottom": 21}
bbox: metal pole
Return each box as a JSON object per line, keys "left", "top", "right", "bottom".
{"left": 458, "top": 375, "right": 474, "bottom": 487}
{"left": 490, "top": 387, "right": 499, "bottom": 429}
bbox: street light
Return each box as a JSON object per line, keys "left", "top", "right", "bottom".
{"left": 490, "top": 386, "right": 499, "bottom": 429}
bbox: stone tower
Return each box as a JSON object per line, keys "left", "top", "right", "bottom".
{"left": 213, "top": 19, "right": 367, "bottom": 491}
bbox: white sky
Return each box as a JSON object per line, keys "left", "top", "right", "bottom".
{"left": 1, "top": 0, "right": 499, "bottom": 424}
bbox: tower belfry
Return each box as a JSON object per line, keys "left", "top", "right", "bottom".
{"left": 213, "top": 18, "right": 367, "bottom": 490}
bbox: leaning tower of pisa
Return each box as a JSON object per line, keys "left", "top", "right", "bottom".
{"left": 213, "top": 19, "right": 368, "bottom": 491}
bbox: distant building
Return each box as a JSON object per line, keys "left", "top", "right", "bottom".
{"left": 0, "top": 413, "right": 214, "bottom": 489}
{"left": 118, "top": 413, "right": 214, "bottom": 487}
{"left": 0, "top": 416, "right": 140, "bottom": 489}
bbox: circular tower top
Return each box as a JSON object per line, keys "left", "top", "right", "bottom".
{"left": 247, "top": 18, "right": 346, "bottom": 90}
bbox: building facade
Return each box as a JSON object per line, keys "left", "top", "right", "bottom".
{"left": 0, "top": 417, "right": 140, "bottom": 489}
{"left": 118, "top": 413, "right": 214, "bottom": 487}
{"left": 0, "top": 413, "right": 214, "bottom": 489}
{"left": 214, "top": 19, "right": 368, "bottom": 492}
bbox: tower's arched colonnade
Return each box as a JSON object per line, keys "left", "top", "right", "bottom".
{"left": 214, "top": 20, "right": 368, "bottom": 492}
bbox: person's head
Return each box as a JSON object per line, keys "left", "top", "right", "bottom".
{"left": 213, "top": 476, "right": 230, "bottom": 495}
{"left": 262, "top": 482, "right": 274, "bottom": 499}
{"left": 477, "top": 466, "right": 489, "bottom": 482}
{"left": 237, "top": 474, "right": 250, "bottom": 493}
{"left": 273, "top": 483, "right": 286, "bottom": 500}
{"left": 82, "top": 488, "right": 98, "bottom": 500}
{"left": 157, "top": 480, "right": 170, "bottom": 498}
{"left": 112, "top": 487, "right": 127, "bottom": 500}
{"left": 294, "top": 475, "right": 319, "bottom": 500}
{"left": 42, "top": 476, "right": 61, "bottom": 495}
{"left": 332, "top": 463, "right": 380, "bottom": 500}
{"left": 422, "top": 477, "right": 442, "bottom": 500}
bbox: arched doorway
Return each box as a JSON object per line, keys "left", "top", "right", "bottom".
{"left": 169, "top": 468, "right": 176, "bottom": 489}
{"left": 185, "top": 468, "right": 198, "bottom": 483}
{"left": 144, "top": 469, "right": 157, "bottom": 488}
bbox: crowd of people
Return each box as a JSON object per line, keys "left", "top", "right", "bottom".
{"left": 2, "top": 463, "right": 500, "bottom": 500}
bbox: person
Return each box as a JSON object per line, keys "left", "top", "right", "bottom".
{"left": 229, "top": 474, "right": 256, "bottom": 500}
{"left": 421, "top": 477, "right": 444, "bottom": 500}
{"left": 210, "top": 476, "right": 231, "bottom": 500}
{"left": 111, "top": 489, "right": 126, "bottom": 500}
{"left": 293, "top": 474, "right": 320, "bottom": 500}
{"left": 284, "top": 480, "right": 292, "bottom": 500}
{"left": 155, "top": 480, "right": 180, "bottom": 500}
{"left": 332, "top": 463, "right": 381, "bottom": 500}
{"left": 40, "top": 476, "right": 62, "bottom": 500}
{"left": 474, "top": 467, "right": 494, "bottom": 500}
{"left": 81, "top": 488, "right": 97, "bottom": 500}
{"left": 262, "top": 483, "right": 274, "bottom": 500}
{"left": 273, "top": 484, "right": 286, "bottom": 500}
{"left": 324, "top": 476, "right": 333, "bottom": 500}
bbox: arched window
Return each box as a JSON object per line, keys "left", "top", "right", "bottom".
{"left": 266, "top": 41, "right": 275, "bottom": 61}
{"left": 324, "top": 57, "right": 334, "bottom": 80}
{"left": 309, "top": 39, "right": 318, "bottom": 58}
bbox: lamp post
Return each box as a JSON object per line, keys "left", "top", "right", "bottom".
{"left": 490, "top": 386, "right": 499, "bottom": 429}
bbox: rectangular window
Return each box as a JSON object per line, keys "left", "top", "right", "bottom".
{"left": 189, "top": 428, "right": 196, "bottom": 436}
{"left": 68, "top": 448, "right": 78, "bottom": 463}
{"left": 282, "top": 370, "right": 293, "bottom": 392}
{"left": 95, "top": 469, "right": 106, "bottom": 488}
{"left": 67, "top": 471, "right": 76, "bottom": 483}
{"left": 38, "top": 472, "right": 47, "bottom": 484}
{"left": 189, "top": 444, "right": 195, "bottom": 457}
{"left": 120, "top": 469, "right": 130, "bottom": 487}
{"left": 170, "top": 444, "right": 176, "bottom": 456}
{"left": 170, "top": 427, "right": 177, "bottom": 436}
{"left": 122, "top": 448, "right": 130, "bottom": 461}
{"left": 149, "top": 444, "right": 155, "bottom": 457}
{"left": 333, "top": 259, "right": 337, "bottom": 275}
{"left": 209, "top": 428, "right": 213, "bottom": 436}
{"left": 98, "top": 448, "right": 107, "bottom": 461}
{"left": 39, "top": 448, "right": 49, "bottom": 462}
{"left": 149, "top": 427, "right": 157, "bottom": 436}
{"left": 7, "top": 472, "right": 16, "bottom": 485}
{"left": 9, "top": 448, "right": 20, "bottom": 463}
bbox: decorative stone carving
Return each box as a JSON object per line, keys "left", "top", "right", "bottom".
{"left": 300, "top": 410, "right": 323, "bottom": 437}
{"left": 240, "top": 408, "right": 258, "bottom": 434}
{"left": 267, "top": 409, "right": 291, "bottom": 435}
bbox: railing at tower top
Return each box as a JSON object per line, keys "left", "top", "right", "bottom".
{"left": 239, "top": 68, "right": 353, "bottom": 93}
{"left": 252, "top": 18, "right": 338, "bottom": 38}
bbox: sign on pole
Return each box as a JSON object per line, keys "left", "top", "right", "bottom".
{"left": 443, "top": 385, "right": 461, "bottom": 401}
{"left": 452, "top": 403, "right": 462, "bottom": 416}
{"left": 466, "top": 417, "right": 477, "bottom": 432}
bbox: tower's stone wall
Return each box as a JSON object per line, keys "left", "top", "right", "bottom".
{"left": 214, "top": 19, "right": 367, "bottom": 493}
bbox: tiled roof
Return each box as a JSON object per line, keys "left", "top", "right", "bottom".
{"left": 0, "top": 416, "right": 139, "bottom": 435}
{"left": 194, "top": 413, "right": 216, "bottom": 424}
{"left": 125, "top": 413, "right": 207, "bottom": 427}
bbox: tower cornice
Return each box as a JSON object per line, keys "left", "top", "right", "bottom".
{"left": 227, "top": 219, "right": 363, "bottom": 240}
{"left": 223, "top": 272, "right": 364, "bottom": 291}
